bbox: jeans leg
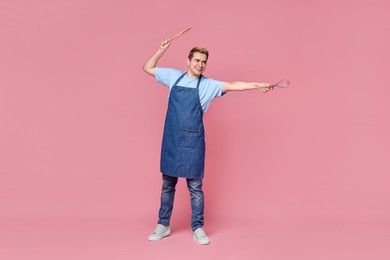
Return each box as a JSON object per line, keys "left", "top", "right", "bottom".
{"left": 158, "top": 174, "right": 178, "bottom": 227}
{"left": 186, "top": 178, "right": 204, "bottom": 231}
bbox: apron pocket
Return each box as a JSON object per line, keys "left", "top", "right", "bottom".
{"left": 180, "top": 128, "right": 199, "bottom": 148}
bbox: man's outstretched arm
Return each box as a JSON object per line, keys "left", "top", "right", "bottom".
{"left": 143, "top": 39, "right": 171, "bottom": 77}
{"left": 222, "top": 81, "right": 272, "bottom": 94}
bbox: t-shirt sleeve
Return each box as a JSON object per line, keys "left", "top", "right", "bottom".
{"left": 199, "top": 78, "right": 225, "bottom": 112}
{"left": 205, "top": 78, "right": 225, "bottom": 98}
{"left": 155, "top": 67, "right": 180, "bottom": 88}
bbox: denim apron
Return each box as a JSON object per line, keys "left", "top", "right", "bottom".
{"left": 160, "top": 73, "right": 205, "bottom": 179}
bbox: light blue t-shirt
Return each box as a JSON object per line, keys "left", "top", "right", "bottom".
{"left": 155, "top": 67, "right": 224, "bottom": 112}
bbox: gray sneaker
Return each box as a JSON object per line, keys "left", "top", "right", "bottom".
{"left": 193, "top": 228, "right": 210, "bottom": 245}
{"left": 148, "top": 224, "right": 171, "bottom": 241}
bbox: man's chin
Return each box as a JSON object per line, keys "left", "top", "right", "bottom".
{"left": 188, "top": 69, "right": 202, "bottom": 78}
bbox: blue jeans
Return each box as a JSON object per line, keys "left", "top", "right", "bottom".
{"left": 158, "top": 174, "right": 204, "bottom": 231}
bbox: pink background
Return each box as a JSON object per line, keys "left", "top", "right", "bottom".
{"left": 1, "top": 0, "right": 389, "bottom": 259}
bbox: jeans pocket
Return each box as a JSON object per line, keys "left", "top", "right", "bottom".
{"left": 180, "top": 128, "right": 199, "bottom": 148}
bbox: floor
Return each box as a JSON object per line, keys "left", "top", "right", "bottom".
{"left": 1, "top": 215, "right": 389, "bottom": 260}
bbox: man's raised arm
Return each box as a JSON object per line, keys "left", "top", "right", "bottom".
{"left": 143, "top": 39, "right": 171, "bottom": 77}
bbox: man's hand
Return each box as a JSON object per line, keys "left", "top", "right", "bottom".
{"left": 256, "top": 83, "right": 272, "bottom": 93}
{"left": 160, "top": 38, "right": 171, "bottom": 51}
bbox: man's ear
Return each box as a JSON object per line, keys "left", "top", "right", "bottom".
{"left": 187, "top": 59, "right": 190, "bottom": 66}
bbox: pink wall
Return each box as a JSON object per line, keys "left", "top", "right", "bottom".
{"left": 1, "top": 0, "right": 389, "bottom": 227}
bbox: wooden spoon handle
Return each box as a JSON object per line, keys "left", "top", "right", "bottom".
{"left": 169, "top": 27, "right": 191, "bottom": 41}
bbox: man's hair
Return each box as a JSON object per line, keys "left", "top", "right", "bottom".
{"left": 188, "top": 47, "right": 209, "bottom": 60}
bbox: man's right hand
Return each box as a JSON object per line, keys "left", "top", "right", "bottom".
{"left": 160, "top": 38, "right": 171, "bottom": 51}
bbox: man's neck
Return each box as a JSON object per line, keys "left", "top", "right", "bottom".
{"left": 186, "top": 70, "right": 200, "bottom": 79}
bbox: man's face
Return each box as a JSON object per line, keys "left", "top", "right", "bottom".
{"left": 187, "top": 52, "right": 208, "bottom": 78}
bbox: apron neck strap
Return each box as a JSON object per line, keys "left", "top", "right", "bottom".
{"left": 173, "top": 73, "right": 202, "bottom": 88}
{"left": 172, "top": 73, "right": 186, "bottom": 87}
{"left": 196, "top": 75, "right": 202, "bottom": 89}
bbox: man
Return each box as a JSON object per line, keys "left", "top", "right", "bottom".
{"left": 143, "top": 38, "right": 271, "bottom": 245}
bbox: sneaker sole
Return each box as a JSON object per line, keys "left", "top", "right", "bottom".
{"left": 193, "top": 234, "right": 210, "bottom": 245}
{"left": 148, "top": 229, "right": 171, "bottom": 241}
